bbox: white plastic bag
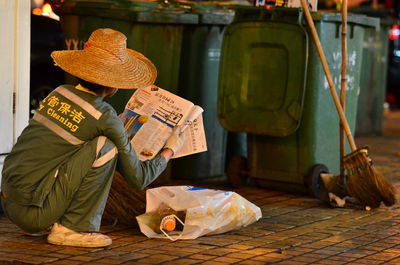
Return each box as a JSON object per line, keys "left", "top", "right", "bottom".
{"left": 136, "top": 186, "right": 262, "bottom": 240}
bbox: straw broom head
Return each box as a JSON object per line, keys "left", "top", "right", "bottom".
{"left": 344, "top": 147, "right": 396, "bottom": 208}
{"left": 103, "top": 171, "right": 147, "bottom": 226}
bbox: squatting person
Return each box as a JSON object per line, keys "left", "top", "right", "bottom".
{"left": 0, "top": 28, "right": 185, "bottom": 248}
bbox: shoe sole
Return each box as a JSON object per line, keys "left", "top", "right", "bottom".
{"left": 47, "top": 237, "right": 112, "bottom": 248}
{"left": 24, "top": 232, "right": 49, "bottom": 237}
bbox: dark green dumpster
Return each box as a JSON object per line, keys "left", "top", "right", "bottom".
{"left": 218, "top": 7, "right": 379, "bottom": 196}
{"left": 353, "top": 8, "right": 393, "bottom": 136}
{"left": 170, "top": 3, "right": 237, "bottom": 180}
{"left": 57, "top": 0, "right": 198, "bottom": 183}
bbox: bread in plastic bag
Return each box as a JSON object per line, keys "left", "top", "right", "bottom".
{"left": 136, "top": 186, "right": 262, "bottom": 241}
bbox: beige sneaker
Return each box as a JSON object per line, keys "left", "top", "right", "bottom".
{"left": 47, "top": 223, "right": 112, "bottom": 248}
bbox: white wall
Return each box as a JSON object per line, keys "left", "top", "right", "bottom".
{"left": 0, "top": 0, "right": 31, "bottom": 186}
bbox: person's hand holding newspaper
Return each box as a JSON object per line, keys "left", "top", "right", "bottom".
{"left": 164, "top": 126, "right": 187, "bottom": 156}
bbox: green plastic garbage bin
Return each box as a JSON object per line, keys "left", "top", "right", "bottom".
{"left": 167, "top": 1, "right": 239, "bottom": 179}
{"left": 170, "top": 2, "right": 249, "bottom": 180}
{"left": 170, "top": 5, "right": 233, "bottom": 180}
{"left": 57, "top": 0, "right": 198, "bottom": 183}
{"left": 217, "top": 7, "right": 379, "bottom": 196}
{"left": 57, "top": 0, "right": 198, "bottom": 112}
{"left": 353, "top": 8, "right": 393, "bottom": 136}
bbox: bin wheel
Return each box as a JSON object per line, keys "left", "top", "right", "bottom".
{"left": 306, "top": 164, "right": 329, "bottom": 199}
{"left": 227, "top": 156, "right": 249, "bottom": 188}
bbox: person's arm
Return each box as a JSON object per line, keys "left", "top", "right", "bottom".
{"left": 99, "top": 109, "right": 168, "bottom": 189}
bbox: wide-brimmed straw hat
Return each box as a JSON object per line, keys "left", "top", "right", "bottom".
{"left": 51, "top": 28, "right": 157, "bottom": 89}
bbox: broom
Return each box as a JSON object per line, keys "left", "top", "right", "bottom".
{"left": 102, "top": 171, "right": 147, "bottom": 226}
{"left": 299, "top": 0, "right": 396, "bottom": 208}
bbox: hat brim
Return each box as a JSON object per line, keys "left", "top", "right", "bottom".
{"left": 51, "top": 47, "right": 157, "bottom": 89}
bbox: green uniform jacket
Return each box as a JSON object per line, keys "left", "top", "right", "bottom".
{"left": 1, "top": 85, "right": 167, "bottom": 207}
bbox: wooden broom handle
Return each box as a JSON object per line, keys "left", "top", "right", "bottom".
{"left": 299, "top": 0, "right": 357, "bottom": 151}
{"left": 340, "top": 0, "right": 348, "bottom": 177}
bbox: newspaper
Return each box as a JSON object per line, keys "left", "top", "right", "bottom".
{"left": 120, "top": 85, "right": 207, "bottom": 161}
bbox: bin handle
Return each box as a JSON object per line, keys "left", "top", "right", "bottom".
{"left": 297, "top": 8, "right": 305, "bottom": 26}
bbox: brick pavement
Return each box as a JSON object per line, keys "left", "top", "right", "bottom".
{"left": 0, "top": 111, "right": 399, "bottom": 265}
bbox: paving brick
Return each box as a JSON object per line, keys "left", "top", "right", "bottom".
{"left": 234, "top": 239, "right": 268, "bottom": 247}
{"left": 300, "top": 252, "right": 329, "bottom": 260}
{"left": 223, "top": 252, "right": 255, "bottom": 259}
{"left": 303, "top": 240, "right": 338, "bottom": 249}
{"left": 384, "top": 248, "right": 400, "bottom": 255}
{"left": 311, "top": 261, "right": 346, "bottom": 265}
{"left": 250, "top": 254, "right": 283, "bottom": 263}
{"left": 45, "top": 252, "right": 71, "bottom": 259}
{"left": 193, "top": 237, "right": 238, "bottom": 247}
{"left": 289, "top": 255, "right": 321, "bottom": 263}
{"left": 227, "top": 244, "right": 254, "bottom": 250}
{"left": 347, "top": 259, "right": 386, "bottom": 265}
{"left": 135, "top": 248, "right": 173, "bottom": 256}
{"left": 200, "top": 261, "right": 230, "bottom": 265}
{"left": 187, "top": 254, "right": 216, "bottom": 261}
{"left": 135, "top": 254, "right": 178, "bottom": 264}
{"left": 24, "top": 255, "right": 62, "bottom": 264}
{"left": 47, "top": 260, "right": 87, "bottom": 265}
{"left": 148, "top": 246, "right": 197, "bottom": 256}
{"left": 57, "top": 247, "right": 100, "bottom": 255}
{"left": 328, "top": 254, "right": 358, "bottom": 262}
{"left": 338, "top": 250, "right": 375, "bottom": 258}
{"left": 90, "top": 258, "right": 125, "bottom": 264}
{"left": 67, "top": 255, "right": 100, "bottom": 262}
{"left": 385, "top": 257, "right": 400, "bottom": 264}
{"left": 112, "top": 252, "right": 150, "bottom": 261}
{"left": 200, "top": 248, "right": 237, "bottom": 256}
{"left": 273, "top": 260, "right": 308, "bottom": 265}
{"left": 237, "top": 260, "right": 268, "bottom": 265}
{"left": 162, "top": 258, "right": 201, "bottom": 265}
{"left": 212, "top": 256, "right": 242, "bottom": 264}
{"left": 364, "top": 252, "right": 400, "bottom": 261}
{"left": 239, "top": 247, "right": 277, "bottom": 256}
{"left": 358, "top": 245, "right": 390, "bottom": 251}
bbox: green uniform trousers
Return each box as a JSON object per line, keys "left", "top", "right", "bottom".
{"left": 2, "top": 136, "right": 118, "bottom": 233}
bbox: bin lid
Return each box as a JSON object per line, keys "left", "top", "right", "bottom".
{"left": 218, "top": 11, "right": 308, "bottom": 137}
{"left": 59, "top": 0, "right": 198, "bottom": 24}
{"left": 315, "top": 12, "right": 379, "bottom": 29}
{"left": 351, "top": 7, "right": 396, "bottom": 27}
{"left": 172, "top": 1, "right": 249, "bottom": 25}
{"left": 231, "top": 7, "right": 380, "bottom": 29}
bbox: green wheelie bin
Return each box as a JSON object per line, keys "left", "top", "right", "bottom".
{"left": 56, "top": 0, "right": 198, "bottom": 183}
{"left": 170, "top": 2, "right": 248, "bottom": 181}
{"left": 353, "top": 8, "right": 393, "bottom": 136}
{"left": 217, "top": 7, "right": 379, "bottom": 196}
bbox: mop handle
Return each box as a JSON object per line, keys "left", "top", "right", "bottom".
{"left": 299, "top": 0, "right": 357, "bottom": 152}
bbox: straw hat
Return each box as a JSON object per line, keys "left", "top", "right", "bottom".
{"left": 51, "top": 28, "right": 157, "bottom": 89}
